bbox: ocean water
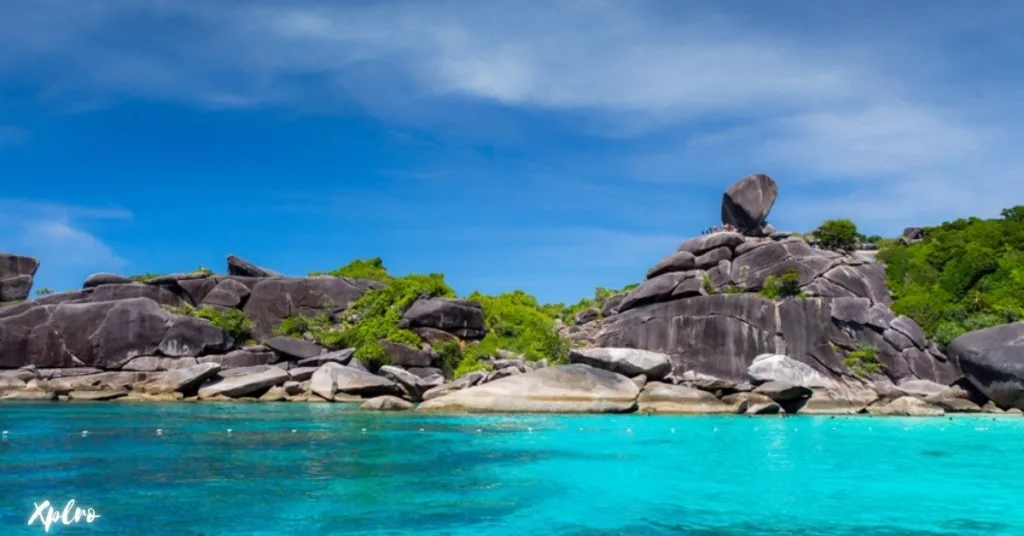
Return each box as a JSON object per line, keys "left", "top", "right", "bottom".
{"left": 1, "top": 403, "right": 1023, "bottom": 535}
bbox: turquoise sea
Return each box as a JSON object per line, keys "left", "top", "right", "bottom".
{"left": 1, "top": 403, "right": 1022, "bottom": 535}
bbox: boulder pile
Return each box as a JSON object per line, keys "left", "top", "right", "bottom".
{"left": 3, "top": 172, "right": 1024, "bottom": 415}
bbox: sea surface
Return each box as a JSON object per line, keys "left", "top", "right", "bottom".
{"left": 1, "top": 403, "right": 1023, "bottom": 535}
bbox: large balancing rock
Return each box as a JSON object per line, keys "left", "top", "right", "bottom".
{"left": 417, "top": 364, "right": 639, "bottom": 413}
{"left": 0, "top": 252, "right": 40, "bottom": 302}
{"left": 948, "top": 322, "right": 1024, "bottom": 410}
{"left": 721, "top": 173, "right": 778, "bottom": 233}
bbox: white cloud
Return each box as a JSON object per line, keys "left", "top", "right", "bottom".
{"left": 0, "top": 199, "right": 129, "bottom": 271}
{"left": 0, "top": 0, "right": 1021, "bottom": 234}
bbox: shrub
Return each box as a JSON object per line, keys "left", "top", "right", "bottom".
{"left": 194, "top": 266, "right": 213, "bottom": 275}
{"left": 311, "top": 257, "right": 393, "bottom": 283}
{"left": 815, "top": 219, "right": 859, "bottom": 250}
{"left": 34, "top": 288, "right": 53, "bottom": 297}
{"left": 724, "top": 284, "right": 745, "bottom": 294}
{"left": 777, "top": 269, "right": 803, "bottom": 297}
{"left": 460, "top": 290, "right": 569, "bottom": 370}
{"left": 550, "top": 282, "right": 639, "bottom": 325}
{"left": 761, "top": 276, "right": 780, "bottom": 299}
{"left": 433, "top": 339, "right": 465, "bottom": 378}
{"left": 129, "top": 272, "right": 162, "bottom": 282}
{"left": 167, "top": 305, "right": 254, "bottom": 343}
{"left": 843, "top": 345, "right": 884, "bottom": 376}
{"left": 701, "top": 274, "right": 716, "bottom": 294}
{"left": 275, "top": 311, "right": 331, "bottom": 338}
{"left": 324, "top": 272, "right": 454, "bottom": 368}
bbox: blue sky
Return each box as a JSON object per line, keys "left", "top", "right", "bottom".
{"left": 1, "top": 0, "right": 1023, "bottom": 304}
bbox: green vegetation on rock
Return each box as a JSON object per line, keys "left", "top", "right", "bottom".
{"left": 760, "top": 268, "right": 802, "bottom": 299}
{"left": 454, "top": 291, "right": 569, "bottom": 376}
{"left": 878, "top": 207, "right": 1024, "bottom": 345}
{"left": 33, "top": 288, "right": 53, "bottom": 297}
{"left": 544, "top": 283, "right": 639, "bottom": 325}
{"left": 844, "top": 344, "right": 884, "bottom": 376}
{"left": 309, "top": 257, "right": 393, "bottom": 283}
{"left": 168, "top": 304, "right": 254, "bottom": 343}
{"left": 815, "top": 219, "right": 860, "bottom": 251}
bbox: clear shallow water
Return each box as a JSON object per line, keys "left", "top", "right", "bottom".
{"left": 1, "top": 404, "right": 1023, "bottom": 535}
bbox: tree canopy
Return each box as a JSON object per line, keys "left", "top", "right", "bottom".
{"left": 878, "top": 206, "right": 1024, "bottom": 345}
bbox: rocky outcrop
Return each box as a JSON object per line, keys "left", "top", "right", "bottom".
{"left": 399, "top": 298, "right": 486, "bottom": 340}
{"left": 417, "top": 364, "right": 639, "bottom": 413}
{"left": 360, "top": 395, "right": 414, "bottom": 411}
{"left": 948, "top": 323, "right": 1024, "bottom": 410}
{"left": 721, "top": 173, "right": 778, "bottom": 234}
{"left": 637, "top": 382, "right": 736, "bottom": 414}
{"left": 569, "top": 347, "right": 671, "bottom": 381}
{"left": 0, "top": 253, "right": 39, "bottom": 303}
{"left": 243, "top": 277, "right": 381, "bottom": 340}
{"left": 198, "top": 366, "right": 289, "bottom": 398}
{"left": 747, "top": 354, "right": 834, "bottom": 388}
{"left": 227, "top": 254, "right": 281, "bottom": 278}
{"left": 868, "top": 396, "right": 944, "bottom": 416}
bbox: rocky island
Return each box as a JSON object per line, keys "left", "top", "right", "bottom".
{"left": 2, "top": 174, "right": 1022, "bottom": 417}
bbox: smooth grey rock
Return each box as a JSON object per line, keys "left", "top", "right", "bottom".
{"left": 198, "top": 366, "right": 289, "bottom": 398}
{"left": 569, "top": 347, "right": 671, "bottom": 381}
{"left": 677, "top": 232, "right": 745, "bottom": 256}
{"left": 159, "top": 316, "right": 233, "bottom": 357}
{"left": 297, "top": 348, "right": 355, "bottom": 367}
{"left": 242, "top": 277, "right": 381, "bottom": 340}
{"left": 422, "top": 371, "right": 487, "bottom": 401}
{"left": 948, "top": 323, "right": 1024, "bottom": 410}
{"left": 69, "top": 390, "right": 128, "bottom": 401}
{"left": 754, "top": 380, "right": 812, "bottom": 402}
{"left": 797, "top": 388, "right": 880, "bottom": 415}
{"left": 148, "top": 362, "right": 221, "bottom": 393}
{"left": 265, "top": 336, "right": 324, "bottom": 360}
{"left": 83, "top": 273, "right": 132, "bottom": 288}
{"left": 360, "top": 395, "right": 414, "bottom": 411}
{"left": 287, "top": 366, "right": 318, "bottom": 382}
{"left": 890, "top": 316, "right": 927, "bottom": 349}
{"left": 378, "top": 365, "right": 434, "bottom": 402}
{"left": 896, "top": 379, "right": 947, "bottom": 398}
{"left": 332, "top": 365, "right": 401, "bottom": 397}
{"left": 226, "top": 254, "right": 280, "bottom": 278}
{"left": 869, "top": 396, "right": 944, "bottom": 416}
{"left": 418, "top": 364, "right": 639, "bottom": 413}
{"left": 381, "top": 340, "right": 435, "bottom": 368}
{"left": 122, "top": 356, "right": 198, "bottom": 371}
{"left": 747, "top": 354, "right": 834, "bottom": 388}
{"left": 198, "top": 349, "right": 278, "bottom": 369}
{"left": 721, "top": 173, "right": 778, "bottom": 233}
{"left": 399, "top": 297, "right": 486, "bottom": 339}
{"left": 647, "top": 251, "right": 697, "bottom": 279}
{"left": 638, "top": 382, "right": 736, "bottom": 414}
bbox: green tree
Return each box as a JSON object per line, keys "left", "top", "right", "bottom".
{"left": 1001, "top": 206, "right": 1024, "bottom": 222}
{"left": 814, "top": 219, "right": 859, "bottom": 250}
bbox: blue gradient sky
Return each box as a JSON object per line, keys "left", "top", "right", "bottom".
{"left": 1, "top": 0, "right": 1022, "bottom": 303}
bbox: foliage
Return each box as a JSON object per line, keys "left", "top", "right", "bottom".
{"left": 168, "top": 304, "right": 253, "bottom": 343}
{"left": 275, "top": 311, "right": 332, "bottom": 338}
{"left": 194, "top": 266, "right": 213, "bottom": 275}
{"left": 310, "top": 257, "right": 393, "bottom": 283}
{"left": 461, "top": 290, "right": 570, "bottom": 372}
{"left": 321, "top": 271, "right": 454, "bottom": 368}
{"left": 723, "top": 284, "right": 745, "bottom": 294}
{"left": 878, "top": 208, "right": 1024, "bottom": 345}
{"left": 432, "top": 340, "right": 465, "bottom": 378}
{"left": 760, "top": 269, "right": 802, "bottom": 299}
{"left": 129, "top": 272, "right": 162, "bottom": 282}
{"left": 34, "top": 288, "right": 53, "bottom": 297}
{"left": 701, "top": 274, "right": 716, "bottom": 294}
{"left": 865, "top": 235, "right": 884, "bottom": 244}
{"left": 843, "top": 345, "right": 884, "bottom": 376}
{"left": 547, "top": 283, "right": 639, "bottom": 325}
{"left": 814, "top": 219, "right": 860, "bottom": 251}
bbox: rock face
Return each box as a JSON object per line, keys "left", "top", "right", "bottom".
{"left": 0, "top": 298, "right": 174, "bottom": 368}
{"left": 360, "top": 395, "right": 414, "bottom": 411}
{"left": 158, "top": 316, "right": 233, "bottom": 357}
{"left": 638, "top": 382, "right": 736, "bottom": 414}
{"left": 948, "top": 323, "right": 1024, "bottom": 410}
{"left": 242, "top": 277, "right": 381, "bottom": 340}
{"left": 418, "top": 364, "right": 639, "bottom": 413}
{"left": 721, "top": 174, "right": 778, "bottom": 234}
{"left": 569, "top": 347, "right": 671, "bottom": 381}
{"left": 0, "top": 253, "right": 40, "bottom": 303}
{"left": 198, "top": 366, "right": 289, "bottom": 398}
{"left": 226, "top": 254, "right": 281, "bottom": 278}
{"left": 747, "top": 354, "right": 834, "bottom": 388}
{"left": 399, "top": 298, "right": 486, "bottom": 340}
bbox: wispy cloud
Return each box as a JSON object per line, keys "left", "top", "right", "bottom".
{"left": 1, "top": 0, "right": 1021, "bottom": 235}
{"left": 0, "top": 199, "right": 131, "bottom": 291}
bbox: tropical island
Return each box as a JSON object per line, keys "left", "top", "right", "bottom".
{"left": 1, "top": 174, "right": 1022, "bottom": 416}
